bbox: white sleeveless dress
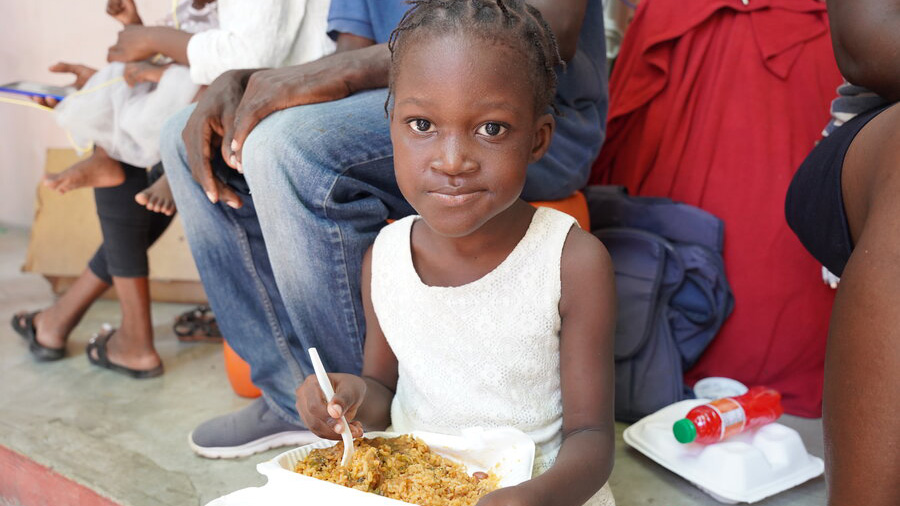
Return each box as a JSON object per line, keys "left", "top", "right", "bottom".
{"left": 370, "top": 207, "right": 615, "bottom": 506}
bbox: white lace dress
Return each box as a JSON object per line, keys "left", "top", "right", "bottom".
{"left": 370, "top": 207, "right": 615, "bottom": 506}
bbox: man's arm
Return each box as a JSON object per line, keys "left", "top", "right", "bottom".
{"left": 182, "top": 33, "right": 390, "bottom": 207}
{"left": 528, "top": 0, "right": 589, "bottom": 62}
{"left": 107, "top": 26, "right": 192, "bottom": 65}
{"left": 227, "top": 38, "right": 390, "bottom": 169}
{"left": 826, "top": 0, "right": 900, "bottom": 101}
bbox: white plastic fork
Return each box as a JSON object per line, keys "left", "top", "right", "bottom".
{"left": 308, "top": 347, "right": 355, "bottom": 467}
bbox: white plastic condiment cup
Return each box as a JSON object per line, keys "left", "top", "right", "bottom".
{"left": 307, "top": 347, "right": 354, "bottom": 467}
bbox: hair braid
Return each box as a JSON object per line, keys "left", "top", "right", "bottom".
{"left": 385, "top": 0, "right": 564, "bottom": 115}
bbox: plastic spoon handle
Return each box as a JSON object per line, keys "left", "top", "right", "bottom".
{"left": 308, "top": 347, "right": 354, "bottom": 467}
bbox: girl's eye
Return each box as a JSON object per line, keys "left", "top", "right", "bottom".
{"left": 408, "top": 119, "right": 433, "bottom": 133}
{"left": 477, "top": 122, "right": 507, "bottom": 137}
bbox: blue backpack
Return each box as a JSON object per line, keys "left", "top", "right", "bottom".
{"left": 584, "top": 186, "right": 734, "bottom": 422}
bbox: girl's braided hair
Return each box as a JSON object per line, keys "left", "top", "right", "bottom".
{"left": 385, "top": 0, "right": 564, "bottom": 115}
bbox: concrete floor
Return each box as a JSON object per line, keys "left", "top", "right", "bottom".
{"left": 0, "top": 225, "right": 827, "bottom": 505}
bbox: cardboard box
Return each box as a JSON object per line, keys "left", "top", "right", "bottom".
{"left": 23, "top": 149, "right": 206, "bottom": 303}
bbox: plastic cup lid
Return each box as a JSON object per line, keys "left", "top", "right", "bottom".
{"left": 672, "top": 418, "right": 697, "bottom": 444}
{"left": 693, "top": 377, "right": 748, "bottom": 400}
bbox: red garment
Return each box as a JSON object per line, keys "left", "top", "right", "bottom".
{"left": 592, "top": 0, "right": 842, "bottom": 416}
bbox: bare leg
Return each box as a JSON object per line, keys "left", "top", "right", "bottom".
{"left": 134, "top": 174, "right": 177, "bottom": 216}
{"left": 87, "top": 276, "right": 161, "bottom": 372}
{"left": 825, "top": 103, "right": 900, "bottom": 506}
{"left": 43, "top": 146, "right": 126, "bottom": 194}
{"left": 14, "top": 269, "right": 110, "bottom": 349}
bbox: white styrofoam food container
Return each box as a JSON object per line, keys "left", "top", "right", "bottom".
{"left": 623, "top": 399, "right": 823, "bottom": 504}
{"left": 207, "top": 427, "right": 535, "bottom": 506}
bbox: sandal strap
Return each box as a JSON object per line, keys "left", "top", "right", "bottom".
{"left": 88, "top": 329, "right": 116, "bottom": 367}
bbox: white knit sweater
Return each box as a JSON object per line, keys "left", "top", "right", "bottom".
{"left": 370, "top": 207, "right": 615, "bottom": 506}
{"left": 186, "top": 0, "right": 334, "bottom": 85}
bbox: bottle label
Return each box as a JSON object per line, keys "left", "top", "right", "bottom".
{"left": 709, "top": 398, "right": 746, "bottom": 440}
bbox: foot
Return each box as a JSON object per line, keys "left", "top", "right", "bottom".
{"left": 43, "top": 148, "right": 125, "bottom": 194}
{"left": 13, "top": 309, "right": 71, "bottom": 351}
{"left": 11, "top": 311, "right": 65, "bottom": 361}
{"left": 135, "top": 175, "right": 176, "bottom": 216}
{"left": 86, "top": 325, "right": 162, "bottom": 374}
{"left": 188, "top": 398, "right": 319, "bottom": 459}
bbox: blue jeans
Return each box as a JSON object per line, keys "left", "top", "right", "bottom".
{"left": 161, "top": 88, "right": 598, "bottom": 424}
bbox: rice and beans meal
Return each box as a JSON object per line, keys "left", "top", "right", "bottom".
{"left": 293, "top": 435, "right": 499, "bottom": 506}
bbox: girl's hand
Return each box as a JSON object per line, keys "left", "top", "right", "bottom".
{"left": 296, "top": 373, "right": 366, "bottom": 440}
{"left": 106, "top": 0, "right": 142, "bottom": 26}
{"left": 123, "top": 61, "right": 167, "bottom": 86}
{"left": 476, "top": 485, "right": 543, "bottom": 506}
{"left": 108, "top": 26, "right": 156, "bottom": 63}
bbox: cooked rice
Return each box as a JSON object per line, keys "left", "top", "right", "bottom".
{"left": 293, "top": 435, "right": 499, "bottom": 506}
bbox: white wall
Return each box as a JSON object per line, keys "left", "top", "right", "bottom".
{"left": 0, "top": 1, "right": 169, "bottom": 228}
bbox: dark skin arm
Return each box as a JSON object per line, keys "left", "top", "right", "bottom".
{"left": 528, "top": 0, "right": 588, "bottom": 62}
{"left": 297, "top": 229, "right": 616, "bottom": 506}
{"left": 107, "top": 26, "right": 192, "bottom": 65}
{"left": 823, "top": 104, "right": 900, "bottom": 506}
{"left": 183, "top": 33, "right": 388, "bottom": 208}
{"left": 826, "top": 0, "right": 900, "bottom": 101}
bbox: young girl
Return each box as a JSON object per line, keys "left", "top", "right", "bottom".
{"left": 296, "top": 1, "right": 617, "bottom": 505}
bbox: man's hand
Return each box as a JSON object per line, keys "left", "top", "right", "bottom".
{"left": 106, "top": 0, "right": 142, "bottom": 26}
{"left": 32, "top": 62, "right": 98, "bottom": 108}
{"left": 182, "top": 69, "right": 256, "bottom": 208}
{"left": 228, "top": 44, "right": 389, "bottom": 169}
{"left": 108, "top": 26, "right": 157, "bottom": 63}
{"left": 123, "top": 61, "right": 167, "bottom": 86}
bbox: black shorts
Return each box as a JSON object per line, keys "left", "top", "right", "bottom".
{"left": 785, "top": 106, "right": 891, "bottom": 277}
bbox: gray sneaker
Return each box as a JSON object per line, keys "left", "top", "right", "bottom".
{"left": 188, "top": 398, "right": 320, "bottom": 459}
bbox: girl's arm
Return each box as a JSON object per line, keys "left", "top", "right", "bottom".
{"left": 350, "top": 246, "right": 399, "bottom": 430}
{"left": 295, "top": 246, "right": 398, "bottom": 437}
{"left": 826, "top": 0, "right": 900, "bottom": 101}
{"left": 480, "top": 227, "right": 617, "bottom": 506}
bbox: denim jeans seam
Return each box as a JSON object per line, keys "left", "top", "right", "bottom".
{"left": 319, "top": 154, "right": 396, "bottom": 366}
{"left": 261, "top": 391, "right": 303, "bottom": 426}
{"left": 223, "top": 207, "right": 306, "bottom": 387}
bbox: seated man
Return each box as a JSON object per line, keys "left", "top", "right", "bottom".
{"left": 161, "top": 0, "right": 608, "bottom": 458}
{"left": 785, "top": 0, "right": 899, "bottom": 504}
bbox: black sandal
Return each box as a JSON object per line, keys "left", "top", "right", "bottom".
{"left": 173, "top": 305, "right": 222, "bottom": 343}
{"left": 10, "top": 311, "right": 65, "bottom": 361}
{"left": 86, "top": 328, "right": 164, "bottom": 379}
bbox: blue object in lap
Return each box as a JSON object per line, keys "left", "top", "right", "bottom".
{"left": 585, "top": 186, "right": 734, "bottom": 422}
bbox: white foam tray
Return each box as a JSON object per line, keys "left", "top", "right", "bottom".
{"left": 207, "top": 427, "right": 535, "bottom": 506}
{"left": 623, "top": 400, "right": 823, "bottom": 504}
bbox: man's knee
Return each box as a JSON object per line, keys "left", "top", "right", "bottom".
{"left": 241, "top": 106, "right": 334, "bottom": 192}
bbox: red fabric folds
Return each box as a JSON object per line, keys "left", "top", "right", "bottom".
{"left": 591, "top": 0, "right": 843, "bottom": 417}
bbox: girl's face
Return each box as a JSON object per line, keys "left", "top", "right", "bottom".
{"left": 390, "top": 32, "right": 554, "bottom": 238}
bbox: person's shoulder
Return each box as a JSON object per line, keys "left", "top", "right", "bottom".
{"left": 560, "top": 225, "right": 613, "bottom": 285}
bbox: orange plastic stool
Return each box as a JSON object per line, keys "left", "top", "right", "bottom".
{"left": 529, "top": 190, "right": 590, "bottom": 230}
{"left": 222, "top": 191, "right": 590, "bottom": 397}
{"left": 223, "top": 340, "right": 261, "bottom": 398}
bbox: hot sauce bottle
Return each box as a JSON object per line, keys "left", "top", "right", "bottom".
{"left": 673, "top": 387, "right": 784, "bottom": 444}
